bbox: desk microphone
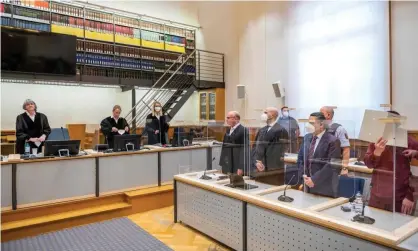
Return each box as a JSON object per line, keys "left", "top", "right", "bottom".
{"left": 61, "top": 127, "right": 66, "bottom": 140}
{"left": 200, "top": 158, "right": 215, "bottom": 180}
{"left": 278, "top": 174, "right": 296, "bottom": 202}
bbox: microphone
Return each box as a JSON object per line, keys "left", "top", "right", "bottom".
{"left": 278, "top": 174, "right": 296, "bottom": 202}
{"left": 61, "top": 127, "right": 66, "bottom": 140}
{"left": 200, "top": 159, "right": 214, "bottom": 180}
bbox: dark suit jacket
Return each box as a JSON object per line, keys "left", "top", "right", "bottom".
{"left": 252, "top": 123, "right": 289, "bottom": 172}
{"left": 297, "top": 132, "right": 341, "bottom": 198}
{"left": 219, "top": 124, "right": 250, "bottom": 174}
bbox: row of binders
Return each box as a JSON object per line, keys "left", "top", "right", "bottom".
{"left": 14, "top": 5, "right": 49, "bottom": 21}
{"left": 1, "top": 16, "right": 49, "bottom": 31}
{"left": 76, "top": 53, "right": 156, "bottom": 70}
{"left": 2, "top": 0, "right": 49, "bottom": 10}
{"left": 1, "top": 0, "right": 194, "bottom": 40}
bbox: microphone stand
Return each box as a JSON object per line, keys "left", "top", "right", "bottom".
{"left": 61, "top": 127, "right": 66, "bottom": 140}
{"left": 278, "top": 174, "right": 296, "bottom": 202}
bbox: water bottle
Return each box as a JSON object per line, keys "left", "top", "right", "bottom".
{"left": 24, "top": 141, "right": 30, "bottom": 155}
{"left": 353, "top": 192, "right": 363, "bottom": 213}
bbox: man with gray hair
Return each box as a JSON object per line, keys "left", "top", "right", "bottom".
{"left": 320, "top": 106, "right": 350, "bottom": 172}
{"left": 252, "top": 107, "right": 289, "bottom": 173}
{"left": 16, "top": 99, "right": 51, "bottom": 154}
{"left": 219, "top": 111, "right": 250, "bottom": 175}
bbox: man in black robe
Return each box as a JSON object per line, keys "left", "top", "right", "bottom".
{"left": 100, "top": 105, "right": 130, "bottom": 148}
{"left": 16, "top": 99, "right": 51, "bottom": 154}
{"left": 219, "top": 111, "right": 250, "bottom": 175}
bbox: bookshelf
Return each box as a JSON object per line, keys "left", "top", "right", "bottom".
{"left": 0, "top": 0, "right": 196, "bottom": 82}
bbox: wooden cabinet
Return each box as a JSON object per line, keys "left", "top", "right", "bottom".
{"left": 198, "top": 88, "right": 225, "bottom": 122}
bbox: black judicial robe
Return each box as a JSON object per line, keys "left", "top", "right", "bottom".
{"left": 251, "top": 123, "right": 289, "bottom": 172}
{"left": 100, "top": 116, "right": 129, "bottom": 148}
{"left": 145, "top": 114, "right": 169, "bottom": 145}
{"left": 16, "top": 112, "right": 51, "bottom": 154}
{"left": 219, "top": 124, "right": 250, "bottom": 174}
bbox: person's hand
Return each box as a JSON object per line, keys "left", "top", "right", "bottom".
{"left": 401, "top": 198, "right": 414, "bottom": 215}
{"left": 38, "top": 135, "right": 46, "bottom": 142}
{"left": 340, "top": 168, "right": 348, "bottom": 176}
{"left": 112, "top": 127, "right": 118, "bottom": 132}
{"left": 125, "top": 126, "right": 129, "bottom": 132}
{"left": 237, "top": 169, "right": 243, "bottom": 176}
{"left": 374, "top": 137, "right": 388, "bottom": 156}
{"left": 256, "top": 161, "right": 265, "bottom": 172}
{"left": 402, "top": 149, "right": 418, "bottom": 158}
{"left": 28, "top": 137, "right": 38, "bottom": 142}
{"left": 303, "top": 176, "right": 315, "bottom": 188}
{"left": 155, "top": 130, "right": 160, "bottom": 134}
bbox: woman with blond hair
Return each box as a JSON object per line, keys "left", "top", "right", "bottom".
{"left": 100, "top": 105, "right": 130, "bottom": 148}
{"left": 145, "top": 101, "right": 169, "bottom": 145}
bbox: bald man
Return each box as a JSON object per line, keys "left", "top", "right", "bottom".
{"left": 320, "top": 106, "right": 351, "bottom": 171}
{"left": 252, "top": 107, "right": 289, "bottom": 172}
{"left": 219, "top": 111, "right": 250, "bottom": 175}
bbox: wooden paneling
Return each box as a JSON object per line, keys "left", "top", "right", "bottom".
{"left": 215, "top": 88, "right": 225, "bottom": 122}
{"left": 1, "top": 185, "right": 173, "bottom": 242}
{"left": 66, "top": 124, "right": 87, "bottom": 150}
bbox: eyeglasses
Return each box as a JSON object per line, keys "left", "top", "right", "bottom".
{"left": 226, "top": 117, "right": 234, "bottom": 119}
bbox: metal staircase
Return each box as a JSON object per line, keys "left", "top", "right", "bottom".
{"left": 125, "top": 50, "right": 197, "bottom": 129}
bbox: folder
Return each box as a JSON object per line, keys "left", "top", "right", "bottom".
{"left": 358, "top": 109, "right": 407, "bottom": 148}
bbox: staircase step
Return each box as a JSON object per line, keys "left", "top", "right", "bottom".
{"left": 2, "top": 202, "right": 131, "bottom": 232}
{"left": 125, "top": 185, "right": 173, "bottom": 198}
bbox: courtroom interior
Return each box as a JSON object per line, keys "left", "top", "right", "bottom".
{"left": 1, "top": 1, "right": 418, "bottom": 251}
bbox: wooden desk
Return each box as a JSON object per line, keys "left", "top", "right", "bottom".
{"left": 174, "top": 172, "right": 418, "bottom": 251}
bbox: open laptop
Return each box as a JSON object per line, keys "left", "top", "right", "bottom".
{"left": 358, "top": 109, "right": 407, "bottom": 148}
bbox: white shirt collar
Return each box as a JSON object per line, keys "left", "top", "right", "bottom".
{"left": 229, "top": 123, "right": 240, "bottom": 135}
{"left": 231, "top": 123, "right": 240, "bottom": 130}
{"left": 111, "top": 116, "right": 119, "bottom": 122}
{"left": 314, "top": 129, "right": 326, "bottom": 140}
{"left": 267, "top": 121, "right": 276, "bottom": 128}
{"left": 26, "top": 112, "right": 36, "bottom": 121}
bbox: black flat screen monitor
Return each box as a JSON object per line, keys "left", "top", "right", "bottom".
{"left": 44, "top": 140, "right": 80, "bottom": 157}
{"left": 172, "top": 127, "right": 193, "bottom": 147}
{"left": 1, "top": 28, "right": 76, "bottom": 75}
{"left": 113, "top": 134, "right": 141, "bottom": 152}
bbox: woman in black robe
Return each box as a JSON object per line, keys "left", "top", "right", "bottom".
{"left": 16, "top": 99, "right": 51, "bottom": 154}
{"left": 100, "top": 105, "right": 130, "bottom": 148}
{"left": 145, "top": 101, "right": 169, "bottom": 145}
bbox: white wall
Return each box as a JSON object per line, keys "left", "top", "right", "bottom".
{"left": 392, "top": 1, "right": 418, "bottom": 130}
{"left": 0, "top": 83, "right": 131, "bottom": 129}
{"left": 195, "top": 2, "right": 288, "bottom": 125}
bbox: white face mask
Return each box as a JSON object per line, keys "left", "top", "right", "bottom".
{"left": 305, "top": 123, "right": 315, "bottom": 133}
{"left": 155, "top": 107, "right": 161, "bottom": 112}
{"left": 282, "top": 111, "right": 289, "bottom": 117}
{"left": 260, "top": 113, "right": 268, "bottom": 122}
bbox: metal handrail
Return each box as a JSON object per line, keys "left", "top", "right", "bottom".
{"left": 124, "top": 52, "right": 185, "bottom": 122}
{"left": 126, "top": 50, "right": 196, "bottom": 125}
